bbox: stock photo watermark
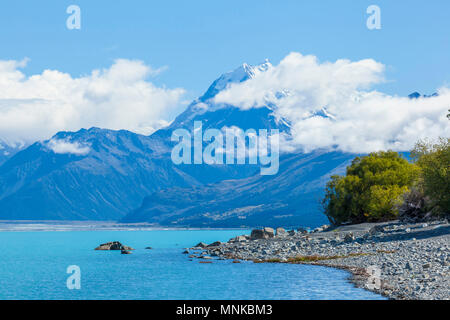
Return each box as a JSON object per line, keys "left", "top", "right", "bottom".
{"left": 366, "top": 265, "right": 381, "bottom": 290}
{"left": 66, "top": 5, "right": 81, "bottom": 30}
{"left": 366, "top": 5, "right": 381, "bottom": 30}
{"left": 66, "top": 265, "right": 81, "bottom": 290}
{"left": 171, "top": 121, "right": 280, "bottom": 175}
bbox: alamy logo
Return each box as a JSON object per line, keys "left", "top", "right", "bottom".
{"left": 171, "top": 121, "right": 279, "bottom": 175}
{"left": 66, "top": 5, "right": 81, "bottom": 30}
{"left": 66, "top": 265, "right": 81, "bottom": 290}
{"left": 366, "top": 265, "right": 381, "bottom": 290}
{"left": 366, "top": 5, "right": 381, "bottom": 30}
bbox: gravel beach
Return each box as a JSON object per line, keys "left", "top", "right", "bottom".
{"left": 188, "top": 220, "right": 450, "bottom": 300}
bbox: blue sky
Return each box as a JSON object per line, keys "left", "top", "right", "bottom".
{"left": 0, "top": 0, "right": 449, "bottom": 99}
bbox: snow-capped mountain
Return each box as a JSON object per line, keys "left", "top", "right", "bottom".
{"left": 160, "top": 60, "right": 285, "bottom": 133}
{"left": 0, "top": 61, "right": 352, "bottom": 226}
{"left": 0, "top": 62, "right": 285, "bottom": 221}
{"left": 200, "top": 60, "right": 272, "bottom": 101}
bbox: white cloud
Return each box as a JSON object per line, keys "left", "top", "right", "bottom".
{"left": 214, "top": 52, "right": 450, "bottom": 153}
{"left": 46, "top": 139, "right": 91, "bottom": 155}
{"left": 0, "top": 59, "right": 185, "bottom": 146}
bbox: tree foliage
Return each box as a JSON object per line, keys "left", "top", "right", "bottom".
{"left": 322, "top": 151, "right": 419, "bottom": 225}
{"left": 411, "top": 138, "right": 450, "bottom": 216}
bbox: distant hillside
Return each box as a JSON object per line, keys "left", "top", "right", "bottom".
{"left": 122, "top": 151, "right": 354, "bottom": 228}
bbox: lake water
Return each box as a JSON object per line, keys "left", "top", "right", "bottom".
{"left": 0, "top": 230, "right": 385, "bottom": 300}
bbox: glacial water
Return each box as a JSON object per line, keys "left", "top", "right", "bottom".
{"left": 0, "top": 230, "right": 385, "bottom": 300}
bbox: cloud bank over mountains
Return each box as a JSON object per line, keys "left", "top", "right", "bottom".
{"left": 0, "top": 58, "right": 185, "bottom": 146}
{"left": 0, "top": 53, "right": 448, "bottom": 155}
{"left": 214, "top": 53, "right": 450, "bottom": 153}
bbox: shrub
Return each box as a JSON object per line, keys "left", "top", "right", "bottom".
{"left": 322, "top": 151, "right": 419, "bottom": 225}
{"left": 411, "top": 138, "right": 450, "bottom": 217}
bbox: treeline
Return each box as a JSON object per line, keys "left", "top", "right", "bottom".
{"left": 322, "top": 138, "right": 449, "bottom": 225}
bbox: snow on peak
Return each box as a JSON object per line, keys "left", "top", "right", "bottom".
{"left": 309, "top": 107, "right": 336, "bottom": 120}
{"left": 171, "top": 60, "right": 275, "bottom": 127}
{"left": 201, "top": 60, "right": 272, "bottom": 100}
{"left": 242, "top": 59, "right": 272, "bottom": 78}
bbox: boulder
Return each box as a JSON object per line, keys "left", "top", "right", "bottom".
{"left": 121, "top": 249, "right": 132, "bottom": 254}
{"left": 288, "top": 230, "right": 296, "bottom": 236}
{"left": 297, "top": 227, "right": 308, "bottom": 234}
{"left": 250, "top": 228, "right": 275, "bottom": 240}
{"left": 194, "top": 242, "right": 208, "bottom": 248}
{"left": 276, "top": 227, "right": 287, "bottom": 236}
{"left": 95, "top": 241, "right": 134, "bottom": 251}
{"left": 263, "top": 227, "right": 275, "bottom": 237}
{"left": 207, "top": 241, "right": 222, "bottom": 247}
{"left": 344, "top": 232, "right": 355, "bottom": 242}
{"left": 369, "top": 226, "right": 379, "bottom": 235}
{"left": 229, "top": 235, "right": 248, "bottom": 243}
{"left": 250, "top": 229, "right": 265, "bottom": 239}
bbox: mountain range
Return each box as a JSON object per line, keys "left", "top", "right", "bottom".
{"left": 0, "top": 62, "right": 424, "bottom": 227}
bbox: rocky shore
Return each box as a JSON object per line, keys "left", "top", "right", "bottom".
{"left": 187, "top": 221, "right": 450, "bottom": 300}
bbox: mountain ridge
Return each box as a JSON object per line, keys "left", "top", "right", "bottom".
{"left": 0, "top": 61, "right": 425, "bottom": 226}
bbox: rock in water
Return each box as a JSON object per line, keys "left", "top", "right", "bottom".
{"left": 95, "top": 241, "right": 134, "bottom": 251}
{"left": 121, "top": 249, "right": 132, "bottom": 254}
{"left": 207, "top": 241, "right": 222, "bottom": 247}
{"left": 193, "top": 242, "right": 208, "bottom": 249}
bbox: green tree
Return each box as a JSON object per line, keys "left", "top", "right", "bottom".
{"left": 322, "top": 151, "right": 419, "bottom": 225}
{"left": 411, "top": 138, "right": 450, "bottom": 216}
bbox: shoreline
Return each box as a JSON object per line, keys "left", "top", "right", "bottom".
{"left": 189, "top": 220, "right": 450, "bottom": 300}
{"left": 305, "top": 261, "right": 390, "bottom": 299}
{"left": 0, "top": 221, "right": 251, "bottom": 232}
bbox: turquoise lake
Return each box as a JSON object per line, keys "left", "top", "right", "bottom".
{"left": 0, "top": 230, "right": 385, "bottom": 300}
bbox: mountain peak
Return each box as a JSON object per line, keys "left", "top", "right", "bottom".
{"left": 200, "top": 60, "right": 272, "bottom": 101}
{"left": 408, "top": 92, "right": 421, "bottom": 99}
{"left": 241, "top": 59, "right": 272, "bottom": 78}
{"left": 408, "top": 91, "right": 439, "bottom": 99}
